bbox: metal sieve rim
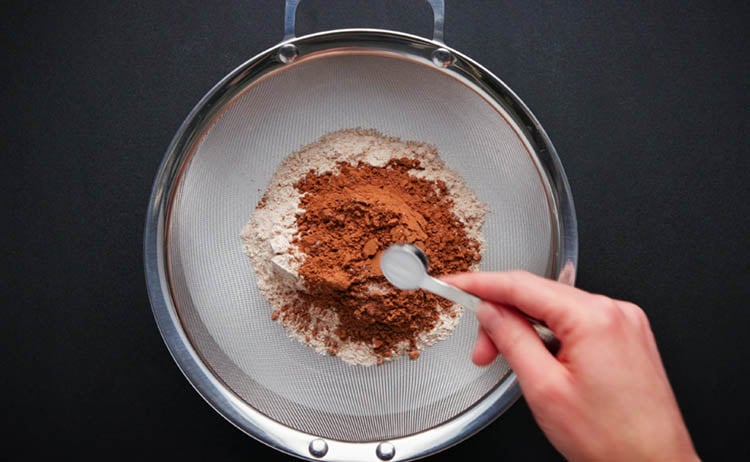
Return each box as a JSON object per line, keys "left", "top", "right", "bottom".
{"left": 144, "top": 28, "right": 577, "bottom": 462}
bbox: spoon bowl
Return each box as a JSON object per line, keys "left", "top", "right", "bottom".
{"left": 380, "top": 244, "right": 482, "bottom": 312}
{"left": 380, "top": 244, "right": 430, "bottom": 290}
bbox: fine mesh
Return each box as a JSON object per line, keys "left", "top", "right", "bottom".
{"left": 167, "top": 53, "right": 555, "bottom": 441}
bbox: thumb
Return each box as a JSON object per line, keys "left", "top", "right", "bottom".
{"left": 476, "top": 302, "right": 563, "bottom": 387}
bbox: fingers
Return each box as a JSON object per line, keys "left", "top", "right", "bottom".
{"left": 472, "top": 325, "right": 499, "bottom": 365}
{"left": 474, "top": 301, "right": 564, "bottom": 385}
{"left": 442, "top": 271, "right": 594, "bottom": 336}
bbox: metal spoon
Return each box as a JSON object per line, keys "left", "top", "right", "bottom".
{"left": 380, "top": 244, "right": 559, "bottom": 350}
{"left": 380, "top": 244, "right": 482, "bottom": 312}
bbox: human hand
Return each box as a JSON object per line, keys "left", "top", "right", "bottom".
{"left": 442, "top": 271, "right": 698, "bottom": 462}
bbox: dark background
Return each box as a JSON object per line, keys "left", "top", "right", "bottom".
{"left": 4, "top": 0, "right": 748, "bottom": 460}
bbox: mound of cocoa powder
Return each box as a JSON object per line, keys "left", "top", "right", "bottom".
{"left": 273, "top": 158, "right": 481, "bottom": 362}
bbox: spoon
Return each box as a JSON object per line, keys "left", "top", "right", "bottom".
{"left": 380, "top": 244, "right": 558, "bottom": 350}
{"left": 380, "top": 244, "right": 482, "bottom": 312}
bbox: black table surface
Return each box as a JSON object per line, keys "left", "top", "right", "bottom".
{"left": 4, "top": 1, "right": 749, "bottom": 460}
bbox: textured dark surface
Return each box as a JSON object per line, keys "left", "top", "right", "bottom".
{"left": 4, "top": 1, "right": 748, "bottom": 460}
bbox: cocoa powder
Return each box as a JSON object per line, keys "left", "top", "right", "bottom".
{"left": 274, "top": 158, "right": 481, "bottom": 361}
{"left": 241, "top": 129, "right": 487, "bottom": 365}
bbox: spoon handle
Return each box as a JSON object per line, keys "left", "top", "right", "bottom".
{"left": 421, "top": 276, "right": 482, "bottom": 312}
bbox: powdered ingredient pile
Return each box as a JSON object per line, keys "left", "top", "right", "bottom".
{"left": 241, "top": 129, "right": 487, "bottom": 365}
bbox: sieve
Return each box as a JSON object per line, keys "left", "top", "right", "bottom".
{"left": 144, "top": 1, "right": 578, "bottom": 460}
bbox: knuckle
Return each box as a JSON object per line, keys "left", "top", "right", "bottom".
{"left": 526, "top": 375, "right": 566, "bottom": 402}
{"left": 591, "top": 294, "right": 618, "bottom": 311}
{"left": 618, "top": 301, "right": 651, "bottom": 331}
{"left": 505, "top": 270, "right": 540, "bottom": 301}
{"left": 504, "top": 270, "right": 527, "bottom": 296}
{"left": 588, "top": 295, "right": 623, "bottom": 330}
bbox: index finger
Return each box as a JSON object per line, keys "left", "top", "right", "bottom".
{"left": 441, "top": 270, "right": 593, "bottom": 335}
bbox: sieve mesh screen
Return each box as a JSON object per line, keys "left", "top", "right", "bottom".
{"left": 167, "top": 53, "right": 554, "bottom": 441}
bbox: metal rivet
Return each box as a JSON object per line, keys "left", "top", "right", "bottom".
{"left": 278, "top": 43, "right": 299, "bottom": 64}
{"left": 431, "top": 48, "right": 453, "bottom": 68}
{"left": 376, "top": 442, "right": 395, "bottom": 460}
{"left": 308, "top": 438, "right": 328, "bottom": 458}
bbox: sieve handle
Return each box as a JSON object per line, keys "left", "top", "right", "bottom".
{"left": 283, "top": 0, "right": 445, "bottom": 42}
